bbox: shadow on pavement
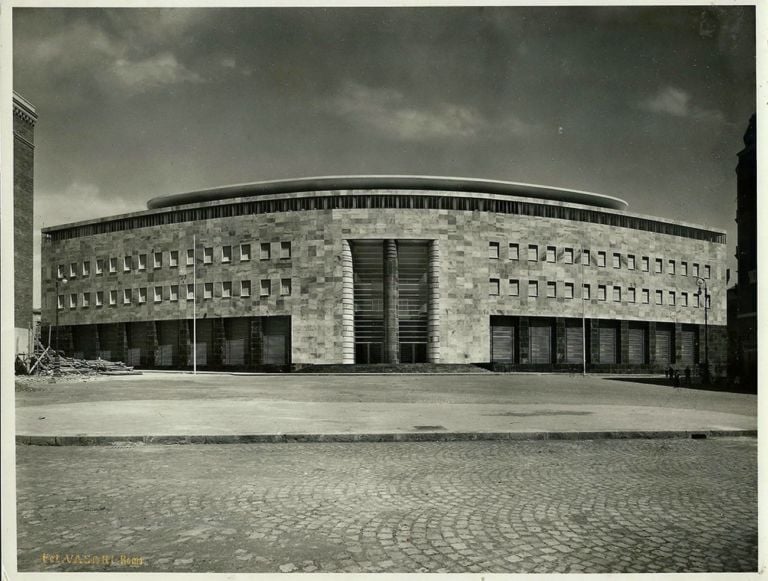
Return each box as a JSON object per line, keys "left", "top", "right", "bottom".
{"left": 604, "top": 376, "right": 756, "bottom": 395}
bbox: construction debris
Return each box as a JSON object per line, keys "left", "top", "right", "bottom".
{"left": 15, "top": 336, "right": 141, "bottom": 377}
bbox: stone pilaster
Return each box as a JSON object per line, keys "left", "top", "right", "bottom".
{"left": 341, "top": 240, "right": 355, "bottom": 364}
{"left": 384, "top": 239, "right": 399, "bottom": 364}
{"left": 427, "top": 240, "right": 441, "bottom": 363}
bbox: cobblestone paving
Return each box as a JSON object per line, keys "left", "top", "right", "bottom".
{"left": 15, "top": 438, "right": 756, "bottom": 573}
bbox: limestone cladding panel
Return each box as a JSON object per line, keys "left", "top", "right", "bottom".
{"left": 42, "top": 207, "right": 725, "bottom": 365}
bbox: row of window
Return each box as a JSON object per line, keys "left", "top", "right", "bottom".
{"left": 56, "top": 242, "right": 292, "bottom": 280}
{"left": 488, "top": 242, "right": 711, "bottom": 278}
{"left": 489, "top": 278, "right": 711, "bottom": 307}
{"left": 46, "top": 193, "right": 726, "bottom": 244}
{"left": 57, "top": 279, "right": 292, "bottom": 309}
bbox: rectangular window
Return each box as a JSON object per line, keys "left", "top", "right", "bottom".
{"left": 681, "top": 292, "right": 688, "bottom": 307}
{"left": 597, "top": 251, "right": 606, "bottom": 267}
{"left": 280, "top": 278, "right": 292, "bottom": 296}
{"left": 260, "top": 243, "right": 271, "bottom": 260}
{"left": 655, "top": 290, "right": 663, "bottom": 305}
{"left": 583, "top": 283, "right": 590, "bottom": 300}
{"left": 154, "top": 286, "right": 162, "bottom": 302}
{"left": 546, "top": 281, "right": 556, "bottom": 298}
{"left": 509, "top": 243, "right": 519, "bottom": 260}
{"left": 138, "top": 254, "right": 147, "bottom": 271}
{"left": 563, "top": 248, "right": 573, "bottom": 264}
{"left": 613, "top": 286, "right": 621, "bottom": 302}
{"left": 260, "top": 279, "right": 271, "bottom": 297}
{"left": 186, "top": 249, "right": 194, "bottom": 266}
{"left": 69, "top": 293, "right": 77, "bottom": 309}
{"left": 692, "top": 263, "right": 699, "bottom": 277}
{"left": 240, "top": 280, "right": 251, "bottom": 297}
{"left": 489, "top": 278, "right": 500, "bottom": 296}
{"left": 204, "top": 282, "right": 213, "bottom": 299}
{"left": 528, "top": 244, "right": 538, "bottom": 261}
{"left": 681, "top": 261, "right": 688, "bottom": 276}
{"left": 82, "top": 261, "right": 90, "bottom": 277}
{"left": 280, "top": 241, "right": 292, "bottom": 259}
{"left": 668, "top": 260, "right": 675, "bottom": 275}
{"left": 170, "top": 250, "right": 179, "bottom": 267}
{"left": 153, "top": 251, "right": 162, "bottom": 269}
{"left": 109, "top": 290, "right": 117, "bottom": 306}
{"left": 582, "top": 249, "right": 590, "bottom": 266}
{"left": 222, "top": 281, "right": 232, "bottom": 298}
{"left": 203, "top": 247, "right": 213, "bottom": 264}
{"left": 627, "top": 287, "right": 636, "bottom": 303}
{"left": 641, "top": 256, "right": 649, "bottom": 272}
{"left": 705, "top": 293, "right": 711, "bottom": 309}
{"left": 704, "top": 265, "right": 711, "bottom": 279}
{"left": 528, "top": 280, "right": 538, "bottom": 297}
{"left": 694, "top": 292, "right": 700, "bottom": 308}
{"left": 612, "top": 253, "right": 621, "bottom": 269}
{"left": 668, "top": 291, "right": 676, "bottom": 306}
{"left": 240, "top": 243, "right": 251, "bottom": 261}
{"left": 641, "top": 289, "right": 650, "bottom": 304}
{"left": 95, "top": 291, "right": 104, "bottom": 307}
{"left": 82, "top": 292, "right": 90, "bottom": 308}
{"left": 546, "top": 246, "right": 556, "bottom": 263}
{"left": 186, "top": 284, "right": 194, "bottom": 300}
{"left": 488, "top": 242, "right": 500, "bottom": 259}
{"left": 222, "top": 245, "right": 232, "bottom": 263}
{"left": 509, "top": 279, "right": 519, "bottom": 296}
{"left": 627, "top": 254, "right": 635, "bottom": 270}
{"left": 96, "top": 259, "right": 104, "bottom": 275}
{"left": 57, "top": 294, "right": 64, "bottom": 309}
{"left": 564, "top": 282, "right": 574, "bottom": 299}
{"left": 170, "top": 285, "right": 179, "bottom": 301}
{"left": 123, "top": 288, "right": 132, "bottom": 304}
{"left": 138, "top": 287, "right": 147, "bottom": 304}
{"left": 123, "top": 256, "right": 131, "bottom": 272}
{"left": 654, "top": 258, "right": 663, "bottom": 274}
{"left": 69, "top": 262, "right": 77, "bottom": 278}
{"left": 598, "top": 284, "right": 607, "bottom": 301}
{"left": 57, "top": 265, "right": 65, "bottom": 279}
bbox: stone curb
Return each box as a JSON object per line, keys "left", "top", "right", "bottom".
{"left": 15, "top": 429, "right": 757, "bottom": 446}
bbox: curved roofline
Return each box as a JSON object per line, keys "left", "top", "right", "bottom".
{"left": 146, "top": 175, "right": 629, "bottom": 211}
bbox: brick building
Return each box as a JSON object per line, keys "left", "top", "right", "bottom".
{"left": 40, "top": 175, "right": 726, "bottom": 372}
{"left": 13, "top": 92, "right": 37, "bottom": 355}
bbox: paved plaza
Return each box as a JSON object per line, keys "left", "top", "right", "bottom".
{"left": 15, "top": 437, "right": 757, "bottom": 573}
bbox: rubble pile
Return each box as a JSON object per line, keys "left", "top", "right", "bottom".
{"left": 15, "top": 337, "right": 141, "bottom": 376}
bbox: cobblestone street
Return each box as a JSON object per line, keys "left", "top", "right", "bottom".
{"left": 15, "top": 437, "right": 756, "bottom": 573}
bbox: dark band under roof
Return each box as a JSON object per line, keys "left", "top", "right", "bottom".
{"left": 146, "top": 175, "right": 629, "bottom": 211}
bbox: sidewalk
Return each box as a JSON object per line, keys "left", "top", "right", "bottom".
{"left": 14, "top": 372, "right": 757, "bottom": 444}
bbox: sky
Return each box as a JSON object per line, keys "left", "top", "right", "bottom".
{"left": 12, "top": 5, "right": 756, "bottom": 307}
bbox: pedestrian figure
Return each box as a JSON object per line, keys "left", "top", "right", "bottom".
{"left": 673, "top": 370, "right": 680, "bottom": 388}
{"left": 664, "top": 367, "right": 670, "bottom": 379}
{"left": 684, "top": 366, "right": 691, "bottom": 387}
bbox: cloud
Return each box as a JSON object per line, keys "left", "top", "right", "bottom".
{"left": 639, "top": 86, "right": 725, "bottom": 123}
{"left": 332, "top": 81, "right": 488, "bottom": 141}
{"left": 112, "top": 52, "right": 205, "bottom": 93}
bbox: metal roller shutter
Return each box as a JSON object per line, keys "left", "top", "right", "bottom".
{"left": 680, "top": 329, "right": 696, "bottom": 365}
{"left": 628, "top": 326, "right": 646, "bottom": 364}
{"left": 599, "top": 324, "right": 617, "bottom": 364}
{"left": 529, "top": 321, "right": 552, "bottom": 364}
{"left": 491, "top": 324, "right": 515, "bottom": 363}
{"left": 655, "top": 328, "right": 672, "bottom": 365}
{"left": 565, "top": 323, "right": 583, "bottom": 364}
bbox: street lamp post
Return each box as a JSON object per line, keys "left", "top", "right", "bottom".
{"left": 54, "top": 276, "right": 68, "bottom": 375}
{"left": 695, "top": 277, "right": 709, "bottom": 384}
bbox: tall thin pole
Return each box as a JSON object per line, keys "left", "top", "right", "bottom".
{"left": 193, "top": 234, "right": 197, "bottom": 375}
{"left": 581, "top": 246, "right": 586, "bottom": 376}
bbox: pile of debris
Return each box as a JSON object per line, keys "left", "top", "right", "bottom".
{"left": 16, "top": 337, "right": 141, "bottom": 377}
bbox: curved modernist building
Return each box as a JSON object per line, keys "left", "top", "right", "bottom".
{"left": 41, "top": 175, "right": 727, "bottom": 372}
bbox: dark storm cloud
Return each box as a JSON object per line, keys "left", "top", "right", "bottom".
{"left": 13, "top": 5, "right": 755, "bottom": 303}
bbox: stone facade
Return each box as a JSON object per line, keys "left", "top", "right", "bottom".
{"left": 41, "top": 187, "right": 727, "bottom": 370}
{"left": 13, "top": 93, "right": 37, "bottom": 353}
